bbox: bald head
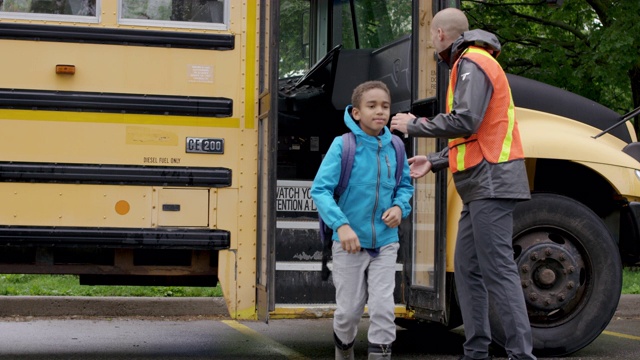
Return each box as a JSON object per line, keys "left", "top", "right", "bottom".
{"left": 430, "top": 8, "right": 469, "bottom": 52}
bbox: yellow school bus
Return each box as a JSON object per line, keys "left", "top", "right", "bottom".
{"left": 1, "top": 0, "right": 639, "bottom": 357}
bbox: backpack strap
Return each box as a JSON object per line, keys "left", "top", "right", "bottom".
{"left": 319, "top": 132, "right": 356, "bottom": 281}
{"left": 335, "top": 132, "right": 356, "bottom": 197}
{"left": 319, "top": 132, "right": 356, "bottom": 244}
{"left": 390, "top": 134, "right": 406, "bottom": 191}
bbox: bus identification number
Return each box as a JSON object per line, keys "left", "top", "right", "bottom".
{"left": 186, "top": 137, "right": 224, "bottom": 154}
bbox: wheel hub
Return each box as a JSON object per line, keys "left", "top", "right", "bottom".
{"left": 517, "top": 241, "right": 582, "bottom": 312}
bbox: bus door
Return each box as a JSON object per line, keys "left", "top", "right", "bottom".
{"left": 273, "top": 0, "right": 416, "bottom": 313}
{"left": 257, "top": 0, "right": 278, "bottom": 322}
{"left": 399, "top": 0, "right": 454, "bottom": 326}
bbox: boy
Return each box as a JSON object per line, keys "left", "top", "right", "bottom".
{"left": 311, "top": 81, "right": 414, "bottom": 360}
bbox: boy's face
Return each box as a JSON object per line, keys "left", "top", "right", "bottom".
{"left": 352, "top": 88, "right": 391, "bottom": 137}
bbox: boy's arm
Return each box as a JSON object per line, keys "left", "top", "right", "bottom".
{"left": 310, "top": 137, "right": 350, "bottom": 231}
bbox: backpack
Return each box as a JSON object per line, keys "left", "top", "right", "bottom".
{"left": 319, "top": 131, "right": 406, "bottom": 280}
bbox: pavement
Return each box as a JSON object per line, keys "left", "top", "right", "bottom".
{"left": 0, "top": 294, "right": 638, "bottom": 318}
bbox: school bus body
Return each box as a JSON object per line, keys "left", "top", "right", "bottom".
{"left": 0, "top": 1, "right": 259, "bottom": 318}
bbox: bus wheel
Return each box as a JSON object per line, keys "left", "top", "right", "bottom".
{"left": 489, "top": 193, "right": 622, "bottom": 357}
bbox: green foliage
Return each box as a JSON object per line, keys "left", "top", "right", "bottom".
{"left": 1, "top": 0, "right": 32, "bottom": 12}
{"left": 622, "top": 267, "right": 640, "bottom": 295}
{"left": 462, "top": 0, "right": 640, "bottom": 119}
{"left": 347, "top": 0, "right": 412, "bottom": 49}
{"left": 0, "top": 275, "right": 222, "bottom": 297}
{"left": 278, "top": 0, "right": 412, "bottom": 78}
{"left": 278, "top": 0, "right": 311, "bottom": 78}
{"left": 0, "top": 271, "right": 637, "bottom": 296}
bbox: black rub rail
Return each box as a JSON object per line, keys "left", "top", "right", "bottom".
{"left": 0, "top": 88, "right": 233, "bottom": 117}
{"left": 0, "top": 23, "right": 235, "bottom": 50}
{"left": 0, "top": 162, "right": 232, "bottom": 187}
{"left": 0, "top": 226, "right": 230, "bottom": 250}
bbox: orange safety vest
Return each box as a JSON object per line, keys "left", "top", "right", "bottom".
{"left": 447, "top": 46, "right": 524, "bottom": 173}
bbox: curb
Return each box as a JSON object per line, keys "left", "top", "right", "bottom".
{"left": 0, "top": 295, "right": 637, "bottom": 318}
{"left": 0, "top": 296, "right": 229, "bottom": 317}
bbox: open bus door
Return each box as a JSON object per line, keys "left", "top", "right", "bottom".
{"left": 271, "top": 0, "right": 457, "bottom": 322}
{"left": 257, "top": 0, "right": 278, "bottom": 322}
{"left": 398, "top": 0, "right": 460, "bottom": 329}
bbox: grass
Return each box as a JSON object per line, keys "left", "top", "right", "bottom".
{"left": 0, "top": 274, "right": 222, "bottom": 297}
{"left": 0, "top": 267, "right": 638, "bottom": 297}
{"left": 622, "top": 266, "right": 640, "bottom": 294}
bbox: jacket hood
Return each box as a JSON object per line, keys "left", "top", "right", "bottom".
{"left": 343, "top": 105, "right": 392, "bottom": 145}
{"left": 440, "top": 29, "right": 502, "bottom": 68}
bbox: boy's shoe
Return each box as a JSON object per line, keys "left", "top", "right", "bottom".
{"left": 335, "top": 346, "right": 354, "bottom": 360}
{"left": 334, "top": 332, "right": 355, "bottom": 360}
{"left": 368, "top": 352, "right": 391, "bottom": 359}
{"left": 368, "top": 343, "right": 391, "bottom": 359}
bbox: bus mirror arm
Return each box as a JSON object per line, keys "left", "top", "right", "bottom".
{"left": 592, "top": 105, "right": 640, "bottom": 139}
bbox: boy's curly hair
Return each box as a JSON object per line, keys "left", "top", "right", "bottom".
{"left": 351, "top": 80, "right": 390, "bottom": 109}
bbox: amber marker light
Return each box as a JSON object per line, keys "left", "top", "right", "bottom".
{"left": 55, "top": 64, "right": 76, "bottom": 75}
{"left": 115, "top": 200, "right": 131, "bottom": 215}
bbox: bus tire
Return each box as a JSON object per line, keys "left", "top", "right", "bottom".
{"left": 489, "top": 193, "right": 622, "bottom": 357}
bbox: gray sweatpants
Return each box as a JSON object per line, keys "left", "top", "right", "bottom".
{"left": 332, "top": 241, "right": 399, "bottom": 346}
{"left": 455, "top": 199, "right": 536, "bottom": 360}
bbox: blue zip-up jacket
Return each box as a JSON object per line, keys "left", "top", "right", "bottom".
{"left": 311, "top": 106, "right": 414, "bottom": 249}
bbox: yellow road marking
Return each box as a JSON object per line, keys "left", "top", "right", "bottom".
{"left": 221, "top": 320, "right": 309, "bottom": 360}
{"left": 602, "top": 330, "right": 640, "bottom": 341}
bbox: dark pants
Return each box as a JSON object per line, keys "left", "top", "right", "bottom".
{"left": 454, "top": 199, "right": 536, "bottom": 360}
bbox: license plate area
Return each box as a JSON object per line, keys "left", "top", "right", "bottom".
{"left": 186, "top": 137, "right": 224, "bottom": 154}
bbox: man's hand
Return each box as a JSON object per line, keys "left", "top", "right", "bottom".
{"left": 337, "top": 224, "right": 360, "bottom": 254}
{"left": 382, "top": 206, "right": 402, "bottom": 228}
{"left": 408, "top": 155, "right": 432, "bottom": 179}
{"left": 390, "top": 112, "right": 416, "bottom": 134}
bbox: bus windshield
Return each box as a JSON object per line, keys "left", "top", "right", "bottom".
{"left": 340, "top": 0, "right": 412, "bottom": 49}
{"left": 279, "top": 0, "right": 411, "bottom": 79}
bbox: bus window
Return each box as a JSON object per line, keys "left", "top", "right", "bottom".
{"left": 278, "top": 0, "right": 311, "bottom": 79}
{"left": 119, "top": 0, "right": 228, "bottom": 29}
{"left": 339, "top": 0, "right": 411, "bottom": 50}
{"left": 0, "top": 0, "right": 97, "bottom": 19}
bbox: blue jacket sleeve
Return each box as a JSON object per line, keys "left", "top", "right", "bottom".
{"left": 392, "top": 154, "right": 414, "bottom": 219}
{"left": 310, "top": 137, "right": 349, "bottom": 231}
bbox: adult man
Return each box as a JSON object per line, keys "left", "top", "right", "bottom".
{"left": 390, "top": 8, "right": 536, "bottom": 360}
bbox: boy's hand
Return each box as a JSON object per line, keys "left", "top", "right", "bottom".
{"left": 337, "top": 225, "right": 361, "bottom": 254}
{"left": 382, "top": 206, "right": 402, "bottom": 228}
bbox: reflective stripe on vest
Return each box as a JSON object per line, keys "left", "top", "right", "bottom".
{"left": 447, "top": 46, "right": 523, "bottom": 173}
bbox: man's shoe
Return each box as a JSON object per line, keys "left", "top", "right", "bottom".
{"left": 458, "top": 356, "right": 492, "bottom": 360}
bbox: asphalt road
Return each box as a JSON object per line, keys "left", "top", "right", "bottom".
{"left": 0, "top": 295, "right": 638, "bottom": 359}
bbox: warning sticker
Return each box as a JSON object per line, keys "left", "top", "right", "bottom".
{"left": 188, "top": 64, "right": 214, "bottom": 83}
